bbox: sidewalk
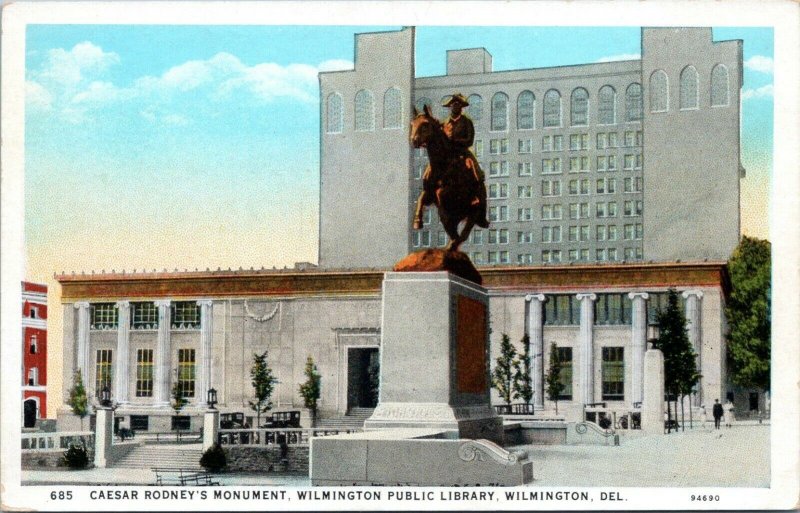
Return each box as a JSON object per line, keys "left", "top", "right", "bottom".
{"left": 22, "top": 469, "right": 309, "bottom": 486}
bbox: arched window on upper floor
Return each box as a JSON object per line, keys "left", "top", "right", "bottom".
{"left": 543, "top": 89, "right": 562, "bottom": 128}
{"left": 415, "top": 97, "right": 432, "bottom": 113}
{"left": 626, "top": 83, "right": 643, "bottom": 122}
{"left": 711, "top": 64, "right": 729, "bottom": 107}
{"left": 355, "top": 89, "right": 375, "bottom": 131}
{"left": 517, "top": 90, "right": 535, "bottom": 130}
{"left": 598, "top": 85, "right": 616, "bottom": 125}
{"left": 383, "top": 87, "right": 402, "bottom": 129}
{"left": 570, "top": 87, "right": 589, "bottom": 126}
{"left": 680, "top": 65, "right": 698, "bottom": 110}
{"left": 466, "top": 94, "right": 483, "bottom": 121}
{"left": 325, "top": 93, "right": 343, "bottom": 134}
{"left": 649, "top": 70, "right": 668, "bottom": 113}
{"left": 491, "top": 92, "right": 509, "bottom": 131}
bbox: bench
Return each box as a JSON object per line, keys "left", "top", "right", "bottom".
{"left": 151, "top": 467, "right": 220, "bottom": 486}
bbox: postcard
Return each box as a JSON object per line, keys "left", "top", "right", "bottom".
{"left": 2, "top": 1, "right": 798, "bottom": 511}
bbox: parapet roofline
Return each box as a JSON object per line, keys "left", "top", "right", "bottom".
{"left": 417, "top": 58, "right": 642, "bottom": 81}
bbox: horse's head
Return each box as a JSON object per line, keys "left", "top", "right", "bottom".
{"left": 410, "top": 104, "right": 440, "bottom": 149}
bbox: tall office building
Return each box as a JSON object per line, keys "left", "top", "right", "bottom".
{"left": 319, "top": 27, "right": 742, "bottom": 269}
{"left": 22, "top": 281, "right": 48, "bottom": 428}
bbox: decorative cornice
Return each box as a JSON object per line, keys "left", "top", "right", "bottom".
{"left": 524, "top": 293, "right": 546, "bottom": 302}
{"left": 576, "top": 293, "right": 597, "bottom": 301}
{"left": 628, "top": 292, "right": 650, "bottom": 300}
{"left": 682, "top": 289, "right": 704, "bottom": 299}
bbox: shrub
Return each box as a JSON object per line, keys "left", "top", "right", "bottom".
{"left": 199, "top": 443, "right": 227, "bottom": 472}
{"left": 63, "top": 443, "right": 89, "bottom": 469}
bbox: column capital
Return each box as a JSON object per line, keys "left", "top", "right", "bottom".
{"left": 154, "top": 299, "right": 172, "bottom": 308}
{"left": 74, "top": 301, "right": 91, "bottom": 309}
{"left": 196, "top": 299, "right": 214, "bottom": 307}
{"left": 682, "top": 289, "right": 704, "bottom": 299}
{"left": 628, "top": 292, "right": 650, "bottom": 300}
{"left": 575, "top": 293, "right": 597, "bottom": 301}
{"left": 115, "top": 300, "right": 130, "bottom": 309}
{"left": 525, "top": 293, "right": 546, "bottom": 303}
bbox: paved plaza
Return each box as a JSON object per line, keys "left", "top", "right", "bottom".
{"left": 22, "top": 424, "right": 768, "bottom": 487}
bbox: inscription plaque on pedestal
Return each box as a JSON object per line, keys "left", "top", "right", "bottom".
{"left": 457, "top": 295, "right": 487, "bottom": 394}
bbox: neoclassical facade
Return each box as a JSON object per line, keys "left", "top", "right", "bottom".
{"left": 56, "top": 261, "right": 732, "bottom": 430}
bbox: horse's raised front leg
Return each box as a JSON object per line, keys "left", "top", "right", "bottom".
{"left": 446, "top": 218, "right": 475, "bottom": 252}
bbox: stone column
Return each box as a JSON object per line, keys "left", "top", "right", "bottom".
{"left": 628, "top": 292, "right": 649, "bottom": 406}
{"left": 682, "top": 290, "right": 704, "bottom": 406}
{"left": 642, "top": 347, "right": 665, "bottom": 435}
{"left": 525, "top": 294, "right": 546, "bottom": 410}
{"left": 114, "top": 301, "right": 131, "bottom": 404}
{"left": 94, "top": 406, "right": 114, "bottom": 468}
{"left": 203, "top": 409, "right": 220, "bottom": 451}
{"left": 576, "top": 293, "right": 597, "bottom": 406}
{"left": 74, "top": 302, "right": 91, "bottom": 381}
{"left": 195, "top": 300, "right": 214, "bottom": 407}
{"left": 153, "top": 300, "right": 172, "bottom": 407}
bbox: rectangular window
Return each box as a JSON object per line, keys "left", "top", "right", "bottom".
{"left": 595, "top": 294, "right": 633, "bottom": 325}
{"left": 544, "top": 295, "right": 581, "bottom": 325}
{"left": 488, "top": 251, "right": 498, "bottom": 264}
{"left": 517, "top": 253, "right": 534, "bottom": 264}
{"left": 91, "top": 304, "right": 118, "bottom": 330}
{"left": 471, "top": 252, "right": 484, "bottom": 264}
{"left": 553, "top": 135, "right": 563, "bottom": 151}
{"left": 488, "top": 229, "right": 498, "bottom": 244}
{"left": 490, "top": 139, "right": 500, "bottom": 155}
{"left": 580, "top": 179, "right": 590, "bottom": 195}
{"left": 635, "top": 154, "right": 643, "bottom": 170}
{"left": 624, "top": 224, "right": 635, "bottom": 240}
{"left": 489, "top": 183, "right": 509, "bottom": 199}
{"left": 518, "top": 139, "right": 533, "bottom": 154}
{"left": 636, "top": 223, "right": 643, "bottom": 239}
{"left": 518, "top": 185, "right": 533, "bottom": 198}
{"left": 596, "top": 225, "right": 606, "bottom": 241}
{"left": 602, "top": 347, "right": 625, "bottom": 400}
{"left": 130, "top": 415, "right": 149, "bottom": 431}
{"left": 518, "top": 231, "right": 534, "bottom": 244}
{"left": 518, "top": 208, "right": 533, "bottom": 221}
{"left": 624, "top": 201, "right": 633, "bottom": 216}
{"left": 647, "top": 292, "right": 687, "bottom": 325}
{"left": 171, "top": 416, "right": 191, "bottom": 431}
{"left": 608, "top": 155, "right": 617, "bottom": 171}
{"left": 131, "top": 302, "right": 158, "bottom": 330}
{"left": 501, "top": 139, "right": 509, "bottom": 154}
{"left": 608, "top": 247, "right": 618, "bottom": 261}
{"left": 412, "top": 231, "right": 421, "bottom": 247}
{"left": 624, "top": 131, "right": 635, "bottom": 147}
{"left": 542, "top": 180, "right": 560, "bottom": 197}
{"left": 624, "top": 154, "right": 634, "bottom": 170}
{"left": 568, "top": 225, "right": 578, "bottom": 242}
{"left": 596, "top": 179, "right": 605, "bottom": 194}
{"left": 569, "top": 134, "right": 580, "bottom": 151}
{"left": 636, "top": 201, "right": 643, "bottom": 216}
{"left": 95, "top": 349, "right": 113, "bottom": 397}
{"left": 624, "top": 177, "right": 633, "bottom": 193}
{"left": 596, "top": 156, "right": 607, "bottom": 172}
{"left": 624, "top": 247, "right": 635, "bottom": 260}
{"left": 421, "top": 230, "right": 431, "bottom": 247}
{"left": 470, "top": 229, "right": 484, "bottom": 245}
{"left": 542, "top": 135, "right": 552, "bottom": 152}
{"left": 136, "top": 349, "right": 154, "bottom": 397}
{"left": 569, "top": 157, "right": 579, "bottom": 172}
{"left": 608, "top": 202, "right": 618, "bottom": 217}
{"left": 636, "top": 131, "right": 643, "bottom": 146}
{"left": 580, "top": 248, "right": 589, "bottom": 261}
{"left": 608, "top": 225, "right": 618, "bottom": 241}
{"left": 177, "top": 349, "right": 196, "bottom": 398}
{"left": 552, "top": 226, "right": 562, "bottom": 242}
{"left": 596, "top": 248, "right": 606, "bottom": 261}
{"left": 172, "top": 302, "right": 201, "bottom": 329}
{"left": 498, "top": 229, "right": 509, "bottom": 244}
{"left": 596, "top": 133, "right": 607, "bottom": 149}
{"left": 499, "top": 251, "right": 510, "bottom": 263}
{"left": 580, "top": 225, "right": 589, "bottom": 242}
{"left": 568, "top": 179, "right": 578, "bottom": 196}
{"left": 557, "top": 347, "right": 573, "bottom": 400}
{"left": 569, "top": 203, "right": 579, "bottom": 220}
{"left": 437, "top": 231, "right": 447, "bottom": 247}
{"left": 474, "top": 140, "right": 483, "bottom": 157}
{"left": 569, "top": 249, "right": 578, "bottom": 261}
{"left": 608, "top": 132, "right": 618, "bottom": 148}
{"left": 607, "top": 178, "right": 616, "bottom": 194}
{"left": 518, "top": 162, "right": 533, "bottom": 176}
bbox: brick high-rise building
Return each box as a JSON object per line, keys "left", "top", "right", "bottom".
{"left": 22, "top": 281, "right": 48, "bottom": 428}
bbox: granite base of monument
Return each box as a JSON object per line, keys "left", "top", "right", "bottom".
{"left": 310, "top": 271, "right": 532, "bottom": 486}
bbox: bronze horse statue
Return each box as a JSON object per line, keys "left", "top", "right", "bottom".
{"left": 410, "top": 104, "right": 482, "bottom": 252}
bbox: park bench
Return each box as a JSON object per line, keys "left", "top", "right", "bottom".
{"left": 151, "top": 467, "right": 220, "bottom": 486}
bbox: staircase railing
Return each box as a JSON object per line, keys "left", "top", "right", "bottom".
{"left": 21, "top": 431, "right": 94, "bottom": 451}
{"left": 218, "top": 427, "right": 360, "bottom": 447}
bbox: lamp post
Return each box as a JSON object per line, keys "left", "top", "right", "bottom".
{"left": 203, "top": 388, "right": 220, "bottom": 452}
{"left": 100, "top": 385, "right": 112, "bottom": 408}
{"left": 207, "top": 388, "right": 218, "bottom": 410}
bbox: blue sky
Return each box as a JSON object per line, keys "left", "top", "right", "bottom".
{"left": 24, "top": 25, "right": 773, "bottom": 282}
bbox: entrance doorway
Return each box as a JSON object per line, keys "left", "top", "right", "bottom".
{"left": 23, "top": 399, "right": 37, "bottom": 428}
{"left": 347, "top": 347, "right": 379, "bottom": 411}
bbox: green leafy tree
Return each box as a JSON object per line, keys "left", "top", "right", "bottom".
{"left": 298, "top": 356, "right": 322, "bottom": 427}
{"left": 249, "top": 351, "right": 278, "bottom": 428}
{"left": 514, "top": 334, "right": 534, "bottom": 408}
{"left": 491, "top": 333, "right": 520, "bottom": 407}
{"left": 545, "top": 342, "right": 565, "bottom": 414}
{"left": 652, "top": 289, "right": 699, "bottom": 432}
{"left": 67, "top": 369, "right": 89, "bottom": 430}
{"left": 726, "top": 236, "right": 771, "bottom": 393}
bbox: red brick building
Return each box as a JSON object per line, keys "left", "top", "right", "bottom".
{"left": 22, "top": 281, "right": 47, "bottom": 428}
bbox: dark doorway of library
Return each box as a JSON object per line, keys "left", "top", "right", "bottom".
{"left": 24, "top": 399, "right": 37, "bottom": 428}
{"left": 347, "top": 347, "right": 379, "bottom": 411}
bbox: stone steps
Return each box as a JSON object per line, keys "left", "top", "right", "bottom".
{"left": 113, "top": 444, "right": 203, "bottom": 469}
{"left": 315, "top": 408, "right": 374, "bottom": 430}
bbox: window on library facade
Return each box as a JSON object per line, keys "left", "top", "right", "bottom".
{"left": 647, "top": 292, "right": 686, "bottom": 325}
{"left": 543, "top": 89, "right": 562, "bottom": 128}
{"left": 595, "top": 294, "right": 632, "bottom": 325}
{"left": 326, "top": 93, "right": 343, "bottom": 133}
{"left": 544, "top": 295, "right": 581, "bottom": 325}
{"left": 136, "top": 349, "right": 154, "bottom": 397}
{"left": 491, "top": 92, "right": 509, "bottom": 131}
{"left": 131, "top": 302, "right": 158, "bottom": 330}
{"left": 556, "top": 347, "right": 573, "bottom": 400}
{"left": 466, "top": 94, "right": 483, "bottom": 121}
{"left": 30, "top": 335, "right": 37, "bottom": 354}
{"left": 517, "top": 90, "right": 535, "bottom": 130}
{"left": 680, "top": 65, "right": 699, "bottom": 110}
{"left": 383, "top": 87, "right": 402, "bottom": 129}
{"left": 649, "top": 70, "right": 669, "bottom": 112}
{"left": 711, "top": 64, "right": 729, "bottom": 107}
{"left": 601, "top": 347, "right": 625, "bottom": 400}
{"left": 177, "top": 348, "right": 196, "bottom": 398}
{"left": 91, "top": 303, "right": 118, "bottom": 330}
{"left": 626, "top": 83, "right": 643, "bottom": 122}
{"left": 172, "top": 302, "right": 200, "bottom": 329}
{"left": 598, "top": 85, "right": 616, "bottom": 125}
{"left": 355, "top": 90, "right": 374, "bottom": 131}
{"left": 570, "top": 87, "right": 589, "bottom": 126}
{"left": 95, "top": 349, "right": 113, "bottom": 397}
{"left": 28, "top": 367, "right": 38, "bottom": 386}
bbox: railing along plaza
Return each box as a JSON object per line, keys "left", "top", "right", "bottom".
{"left": 218, "top": 427, "right": 361, "bottom": 446}
{"left": 21, "top": 431, "right": 94, "bottom": 451}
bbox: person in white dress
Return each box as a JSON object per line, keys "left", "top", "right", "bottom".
{"left": 724, "top": 399, "right": 736, "bottom": 427}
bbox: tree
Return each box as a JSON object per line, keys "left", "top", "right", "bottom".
{"left": 545, "top": 342, "right": 565, "bottom": 414}
{"left": 726, "top": 236, "right": 771, "bottom": 393}
{"left": 249, "top": 351, "right": 278, "bottom": 428}
{"left": 491, "top": 333, "right": 519, "bottom": 407}
{"left": 171, "top": 372, "right": 188, "bottom": 415}
{"left": 298, "top": 356, "right": 322, "bottom": 427}
{"left": 514, "top": 334, "right": 534, "bottom": 410}
{"left": 652, "top": 289, "right": 699, "bottom": 433}
{"left": 67, "top": 369, "right": 89, "bottom": 430}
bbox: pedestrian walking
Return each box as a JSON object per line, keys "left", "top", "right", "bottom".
{"left": 712, "top": 399, "right": 723, "bottom": 429}
{"left": 699, "top": 404, "right": 708, "bottom": 429}
{"left": 724, "top": 399, "right": 736, "bottom": 428}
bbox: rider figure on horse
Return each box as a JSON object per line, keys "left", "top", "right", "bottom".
{"left": 413, "top": 93, "right": 490, "bottom": 231}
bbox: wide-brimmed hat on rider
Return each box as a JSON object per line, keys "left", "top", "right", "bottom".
{"left": 443, "top": 93, "right": 469, "bottom": 107}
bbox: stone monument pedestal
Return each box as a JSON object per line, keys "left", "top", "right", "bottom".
{"left": 311, "top": 271, "right": 531, "bottom": 485}
{"left": 642, "top": 348, "right": 665, "bottom": 435}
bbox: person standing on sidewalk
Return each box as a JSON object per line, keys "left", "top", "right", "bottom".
{"left": 724, "top": 399, "right": 736, "bottom": 428}
{"left": 712, "top": 399, "right": 724, "bottom": 429}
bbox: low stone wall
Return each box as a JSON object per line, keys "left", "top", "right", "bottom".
{"left": 504, "top": 422, "right": 568, "bottom": 445}
{"left": 22, "top": 445, "right": 96, "bottom": 470}
{"left": 224, "top": 446, "right": 308, "bottom": 473}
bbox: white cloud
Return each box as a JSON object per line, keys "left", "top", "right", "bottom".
{"left": 71, "top": 81, "right": 133, "bottom": 105}
{"left": 596, "top": 53, "right": 640, "bottom": 63}
{"left": 37, "top": 41, "right": 120, "bottom": 87}
{"left": 318, "top": 59, "right": 354, "bottom": 72}
{"left": 25, "top": 80, "right": 53, "bottom": 111}
{"left": 741, "top": 84, "right": 773, "bottom": 100}
{"left": 744, "top": 55, "right": 773, "bottom": 74}
{"left": 163, "top": 114, "right": 189, "bottom": 126}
